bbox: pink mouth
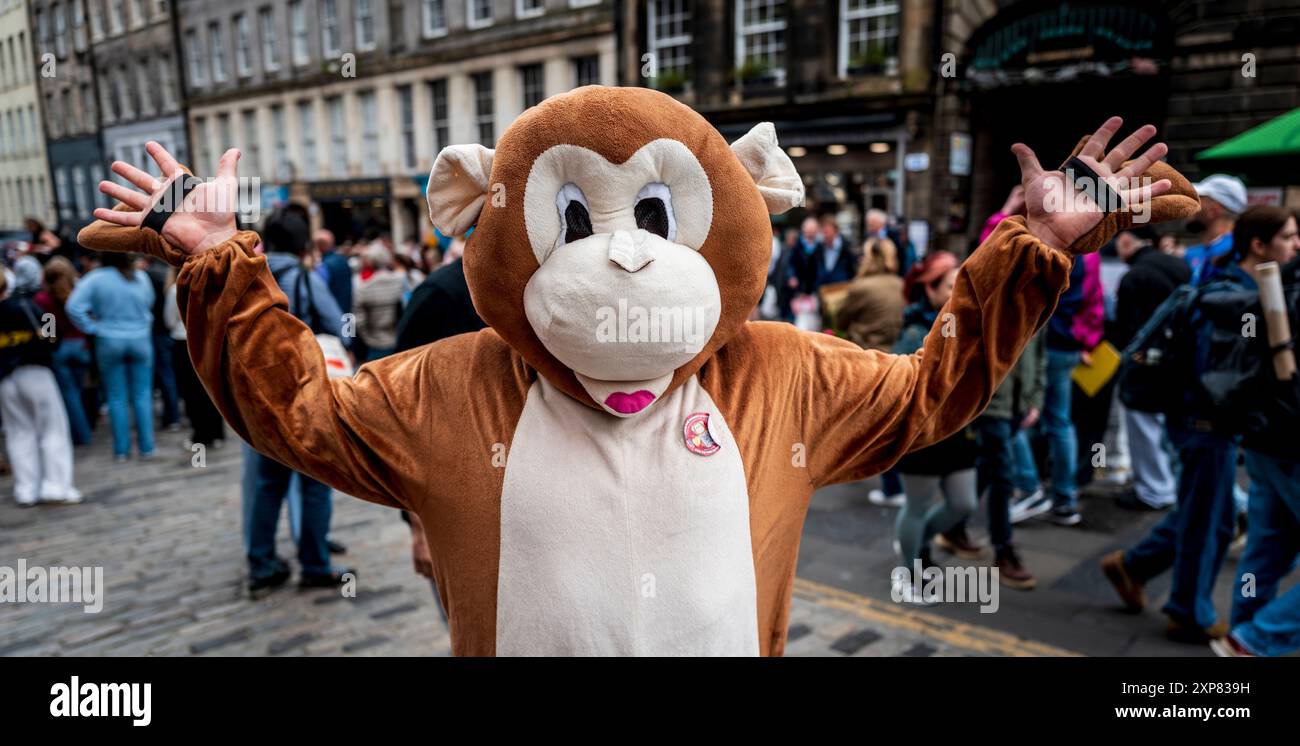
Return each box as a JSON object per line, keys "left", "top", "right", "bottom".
{"left": 604, "top": 390, "right": 656, "bottom": 414}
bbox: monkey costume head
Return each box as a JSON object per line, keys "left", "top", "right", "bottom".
{"left": 428, "top": 86, "right": 803, "bottom": 418}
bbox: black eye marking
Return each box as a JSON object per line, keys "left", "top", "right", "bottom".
{"left": 564, "top": 200, "right": 593, "bottom": 244}
{"left": 635, "top": 197, "right": 670, "bottom": 239}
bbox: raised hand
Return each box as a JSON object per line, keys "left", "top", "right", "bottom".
{"left": 94, "top": 141, "right": 242, "bottom": 256}
{"left": 1011, "top": 117, "right": 1171, "bottom": 252}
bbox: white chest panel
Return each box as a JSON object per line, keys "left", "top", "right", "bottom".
{"left": 495, "top": 375, "right": 759, "bottom": 656}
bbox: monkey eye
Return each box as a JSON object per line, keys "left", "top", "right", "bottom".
{"left": 556, "top": 183, "right": 593, "bottom": 245}
{"left": 635, "top": 183, "right": 676, "bottom": 241}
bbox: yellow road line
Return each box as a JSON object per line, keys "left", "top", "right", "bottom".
{"left": 792, "top": 577, "right": 1082, "bottom": 657}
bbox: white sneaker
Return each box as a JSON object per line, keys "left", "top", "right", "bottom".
{"left": 868, "top": 489, "right": 906, "bottom": 507}
{"left": 1010, "top": 489, "right": 1051, "bottom": 524}
{"left": 40, "top": 490, "right": 82, "bottom": 505}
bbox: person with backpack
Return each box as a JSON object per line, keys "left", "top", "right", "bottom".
{"left": 1113, "top": 225, "right": 1190, "bottom": 511}
{"left": 1209, "top": 208, "right": 1300, "bottom": 656}
{"left": 243, "top": 209, "right": 354, "bottom": 596}
{"left": 0, "top": 257, "right": 80, "bottom": 505}
{"left": 1103, "top": 206, "right": 1295, "bottom": 645}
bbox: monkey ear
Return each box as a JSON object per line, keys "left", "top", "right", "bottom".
{"left": 427, "top": 144, "right": 494, "bottom": 236}
{"left": 730, "top": 122, "right": 805, "bottom": 214}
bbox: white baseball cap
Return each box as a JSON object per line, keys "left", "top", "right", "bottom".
{"left": 1193, "top": 174, "right": 1247, "bottom": 214}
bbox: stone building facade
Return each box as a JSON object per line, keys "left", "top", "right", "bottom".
{"left": 179, "top": 0, "right": 617, "bottom": 244}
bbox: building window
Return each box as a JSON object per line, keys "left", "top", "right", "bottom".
{"left": 208, "top": 22, "right": 227, "bottom": 83}
{"left": 359, "top": 90, "right": 378, "bottom": 175}
{"left": 185, "top": 29, "right": 204, "bottom": 86}
{"left": 53, "top": 2, "right": 68, "bottom": 58}
{"left": 55, "top": 168, "right": 71, "bottom": 224}
{"left": 159, "top": 55, "right": 176, "bottom": 111}
{"left": 569, "top": 0, "right": 599, "bottom": 6}
{"left": 72, "top": 167, "right": 88, "bottom": 219}
{"left": 422, "top": 0, "right": 446, "bottom": 38}
{"left": 520, "top": 63, "right": 544, "bottom": 108}
{"left": 89, "top": 0, "right": 104, "bottom": 41}
{"left": 472, "top": 71, "right": 493, "bottom": 146}
{"left": 298, "top": 100, "right": 317, "bottom": 178}
{"left": 114, "top": 67, "right": 133, "bottom": 119}
{"left": 646, "top": 0, "right": 690, "bottom": 90}
{"left": 427, "top": 78, "right": 448, "bottom": 153}
{"left": 98, "top": 77, "right": 115, "bottom": 123}
{"left": 234, "top": 13, "right": 252, "bottom": 77}
{"left": 397, "top": 85, "right": 415, "bottom": 170}
{"left": 194, "top": 117, "right": 211, "bottom": 175}
{"left": 30, "top": 106, "right": 42, "bottom": 148}
{"left": 355, "top": 0, "right": 376, "bottom": 51}
{"left": 516, "top": 0, "right": 544, "bottom": 19}
{"left": 217, "top": 113, "right": 232, "bottom": 156}
{"left": 130, "top": 0, "right": 146, "bottom": 28}
{"left": 467, "top": 0, "right": 493, "bottom": 29}
{"left": 735, "top": 0, "right": 786, "bottom": 86}
{"left": 242, "top": 109, "right": 260, "bottom": 176}
{"left": 72, "top": 0, "right": 87, "bottom": 51}
{"left": 327, "top": 96, "right": 346, "bottom": 175}
{"left": 271, "top": 105, "right": 289, "bottom": 181}
{"left": 839, "top": 0, "right": 899, "bottom": 77}
{"left": 90, "top": 164, "right": 108, "bottom": 208}
{"left": 135, "top": 61, "right": 153, "bottom": 115}
{"left": 108, "top": 0, "right": 125, "bottom": 35}
{"left": 572, "top": 54, "right": 599, "bottom": 87}
{"left": 320, "top": 0, "right": 340, "bottom": 57}
{"left": 290, "top": 0, "right": 309, "bottom": 66}
{"left": 259, "top": 7, "right": 279, "bottom": 71}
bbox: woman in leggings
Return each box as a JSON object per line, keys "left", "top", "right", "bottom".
{"left": 891, "top": 251, "right": 979, "bottom": 602}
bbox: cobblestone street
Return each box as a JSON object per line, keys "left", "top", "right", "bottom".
{"left": 0, "top": 430, "right": 1069, "bottom": 657}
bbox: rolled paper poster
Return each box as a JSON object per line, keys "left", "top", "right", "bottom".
{"left": 1256, "top": 261, "right": 1297, "bottom": 381}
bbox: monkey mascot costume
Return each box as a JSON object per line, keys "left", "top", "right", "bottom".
{"left": 80, "top": 86, "right": 1197, "bottom": 656}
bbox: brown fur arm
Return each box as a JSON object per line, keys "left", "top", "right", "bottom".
{"left": 799, "top": 217, "right": 1072, "bottom": 487}
{"left": 175, "top": 230, "right": 448, "bottom": 512}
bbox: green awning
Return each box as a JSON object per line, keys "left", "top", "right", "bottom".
{"left": 1197, "top": 107, "right": 1300, "bottom": 161}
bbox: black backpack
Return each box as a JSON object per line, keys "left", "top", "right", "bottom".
{"left": 1119, "top": 273, "right": 1300, "bottom": 454}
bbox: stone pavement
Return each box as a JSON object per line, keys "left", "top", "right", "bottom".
{"left": 1, "top": 428, "right": 1068, "bottom": 657}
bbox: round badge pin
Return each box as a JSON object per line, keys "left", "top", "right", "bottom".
{"left": 683, "top": 412, "right": 721, "bottom": 456}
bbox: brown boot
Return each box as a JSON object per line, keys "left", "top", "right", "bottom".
{"left": 1165, "top": 616, "right": 1228, "bottom": 644}
{"left": 1100, "top": 550, "right": 1146, "bottom": 613}
{"left": 995, "top": 545, "right": 1037, "bottom": 590}
{"left": 935, "top": 525, "right": 986, "bottom": 560}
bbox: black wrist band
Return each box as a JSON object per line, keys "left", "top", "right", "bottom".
{"left": 1060, "top": 156, "right": 1124, "bottom": 214}
{"left": 142, "top": 175, "right": 200, "bottom": 234}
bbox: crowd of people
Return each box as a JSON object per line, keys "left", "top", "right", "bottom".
{"left": 758, "top": 171, "right": 1299, "bottom": 657}
{"left": 0, "top": 211, "right": 461, "bottom": 597}
{"left": 2, "top": 161, "right": 1297, "bottom": 657}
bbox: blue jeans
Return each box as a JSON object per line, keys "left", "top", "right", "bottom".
{"left": 975, "top": 417, "right": 1016, "bottom": 549}
{"left": 51, "top": 337, "right": 92, "bottom": 445}
{"left": 1231, "top": 451, "right": 1300, "bottom": 656}
{"left": 95, "top": 334, "right": 155, "bottom": 458}
{"left": 1044, "top": 349, "right": 1079, "bottom": 508}
{"left": 1124, "top": 428, "right": 1237, "bottom": 628}
{"left": 245, "top": 448, "right": 335, "bottom": 580}
{"left": 1011, "top": 429, "right": 1040, "bottom": 493}
{"left": 153, "top": 331, "right": 179, "bottom": 426}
